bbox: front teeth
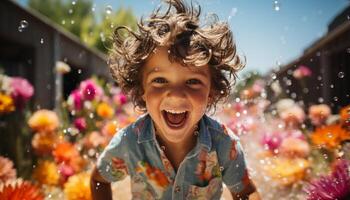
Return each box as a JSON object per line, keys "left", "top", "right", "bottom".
{"left": 165, "top": 109, "right": 186, "bottom": 114}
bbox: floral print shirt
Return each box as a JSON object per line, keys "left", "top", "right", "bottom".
{"left": 97, "top": 114, "right": 256, "bottom": 200}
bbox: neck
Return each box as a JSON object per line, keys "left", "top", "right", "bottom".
{"left": 156, "top": 132, "right": 197, "bottom": 170}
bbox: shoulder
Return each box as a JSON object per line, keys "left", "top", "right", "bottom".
{"left": 107, "top": 114, "right": 150, "bottom": 148}
{"left": 203, "top": 115, "right": 240, "bottom": 143}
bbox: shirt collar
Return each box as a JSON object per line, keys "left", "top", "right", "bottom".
{"left": 135, "top": 114, "right": 156, "bottom": 143}
{"left": 135, "top": 114, "right": 212, "bottom": 151}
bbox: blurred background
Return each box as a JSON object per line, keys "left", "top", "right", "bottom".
{"left": 0, "top": 0, "right": 349, "bottom": 199}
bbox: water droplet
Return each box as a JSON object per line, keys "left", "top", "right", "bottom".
{"left": 78, "top": 69, "right": 82, "bottom": 74}
{"left": 227, "top": 7, "right": 238, "bottom": 21}
{"left": 333, "top": 96, "right": 338, "bottom": 102}
{"left": 92, "top": 4, "right": 96, "bottom": 12}
{"left": 286, "top": 79, "right": 292, "bottom": 86}
{"left": 20, "top": 20, "right": 29, "bottom": 29}
{"left": 346, "top": 48, "right": 350, "bottom": 54}
{"left": 235, "top": 97, "right": 240, "bottom": 102}
{"left": 72, "top": 0, "right": 76, "bottom": 5}
{"left": 317, "top": 76, "right": 322, "bottom": 81}
{"left": 220, "top": 90, "right": 225, "bottom": 94}
{"left": 318, "top": 97, "right": 324, "bottom": 103}
{"left": 71, "top": 20, "right": 75, "bottom": 24}
{"left": 271, "top": 73, "right": 277, "bottom": 80}
{"left": 105, "top": 5, "right": 113, "bottom": 15}
{"left": 61, "top": 20, "right": 66, "bottom": 25}
{"left": 69, "top": 9, "right": 73, "bottom": 14}
{"left": 302, "top": 88, "right": 309, "bottom": 93}
{"left": 40, "top": 38, "right": 44, "bottom": 44}
{"left": 18, "top": 26, "right": 23, "bottom": 32}
{"left": 273, "top": 1, "right": 280, "bottom": 11}
{"left": 291, "top": 92, "right": 296, "bottom": 99}
{"left": 219, "top": 166, "right": 224, "bottom": 171}
{"left": 330, "top": 84, "right": 334, "bottom": 88}
{"left": 89, "top": 113, "right": 94, "bottom": 119}
{"left": 338, "top": 71, "right": 345, "bottom": 78}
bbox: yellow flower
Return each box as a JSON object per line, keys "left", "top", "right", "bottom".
{"left": 28, "top": 110, "right": 59, "bottom": 133}
{"left": 0, "top": 93, "right": 15, "bottom": 114}
{"left": 264, "top": 157, "right": 309, "bottom": 186}
{"left": 64, "top": 172, "right": 92, "bottom": 200}
{"left": 96, "top": 102, "right": 113, "bottom": 119}
{"left": 32, "top": 160, "right": 60, "bottom": 186}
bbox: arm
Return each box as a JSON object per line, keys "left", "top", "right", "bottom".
{"left": 90, "top": 165, "right": 113, "bottom": 200}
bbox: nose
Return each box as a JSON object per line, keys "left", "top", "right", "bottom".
{"left": 166, "top": 85, "right": 187, "bottom": 99}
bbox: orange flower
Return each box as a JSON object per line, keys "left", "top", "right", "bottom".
{"left": 96, "top": 102, "right": 114, "bottom": 119}
{"left": 339, "top": 105, "right": 350, "bottom": 122}
{"left": 63, "top": 172, "right": 92, "bottom": 200}
{"left": 28, "top": 109, "right": 59, "bottom": 133}
{"left": 0, "top": 93, "right": 15, "bottom": 114}
{"left": 311, "top": 124, "right": 350, "bottom": 150}
{"left": 52, "top": 142, "right": 86, "bottom": 173}
{"left": 0, "top": 179, "right": 44, "bottom": 200}
{"left": 308, "top": 104, "right": 331, "bottom": 126}
{"left": 0, "top": 156, "right": 16, "bottom": 182}
{"left": 31, "top": 132, "right": 60, "bottom": 155}
{"left": 102, "top": 121, "right": 118, "bottom": 137}
{"left": 32, "top": 160, "right": 60, "bottom": 186}
{"left": 52, "top": 142, "right": 79, "bottom": 163}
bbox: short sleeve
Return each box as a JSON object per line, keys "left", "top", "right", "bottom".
{"left": 97, "top": 128, "right": 129, "bottom": 182}
{"left": 220, "top": 125, "right": 256, "bottom": 196}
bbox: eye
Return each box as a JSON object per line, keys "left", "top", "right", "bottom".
{"left": 186, "top": 79, "right": 202, "bottom": 85}
{"left": 151, "top": 77, "right": 167, "bottom": 84}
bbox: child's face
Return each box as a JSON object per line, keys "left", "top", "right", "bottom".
{"left": 142, "top": 47, "right": 211, "bottom": 144}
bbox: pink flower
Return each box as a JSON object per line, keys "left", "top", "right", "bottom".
{"left": 279, "top": 105, "right": 306, "bottom": 126}
{"left": 10, "top": 77, "right": 34, "bottom": 109}
{"left": 261, "top": 131, "right": 283, "bottom": 151}
{"left": 305, "top": 159, "right": 350, "bottom": 200}
{"left": 67, "top": 89, "right": 83, "bottom": 111}
{"left": 252, "top": 79, "right": 265, "bottom": 94}
{"left": 113, "top": 93, "right": 127, "bottom": 106}
{"left": 279, "top": 137, "right": 310, "bottom": 158}
{"left": 73, "top": 117, "right": 87, "bottom": 132}
{"left": 79, "top": 79, "right": 103, "bottom": 101}
{"left": 293, "top": 65, "right": 312, "bottom": 79}
{"left": 308, "top": 104, "right": 331, "bottom": 126}
{"left": 58, "top": 163, "right": 75, "bottom": 183}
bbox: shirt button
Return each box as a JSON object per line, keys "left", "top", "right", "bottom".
{"left": 175, "top": 186, "right": 181, "bottom": 193}
{"left": 160, "top": 145, "right": 166, "bottom": 151}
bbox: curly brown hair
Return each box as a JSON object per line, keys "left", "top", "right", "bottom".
{"left": 109, "top": 0, "right": 244, "bottom": 112}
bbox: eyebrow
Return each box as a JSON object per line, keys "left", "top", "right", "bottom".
{"left": 145, "top": 67, "right": 161, "bottom": 77}
{"left": 145, "top": 66, "right": 209, "bottom": 78}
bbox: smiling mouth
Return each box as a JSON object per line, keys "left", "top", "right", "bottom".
{"left": 162, "top": 110, "right": 188, "bottom": 129}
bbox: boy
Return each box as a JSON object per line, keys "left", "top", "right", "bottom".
{"left": 91, "top": 0, "right": 260, "bottom": 199}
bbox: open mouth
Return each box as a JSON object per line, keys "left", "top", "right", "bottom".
{"left": 162, "top": 110, "right": 188, "bottom": 129}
